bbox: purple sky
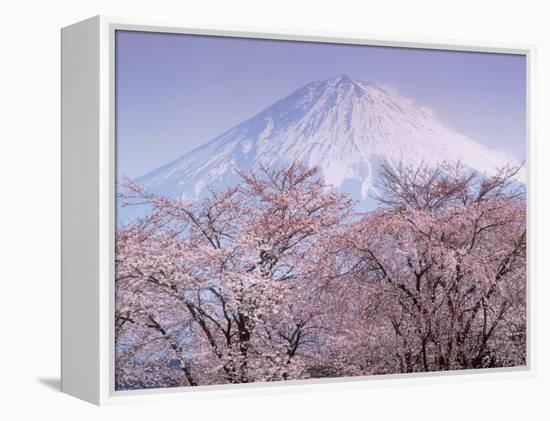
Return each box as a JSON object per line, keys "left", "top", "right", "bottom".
{"left": 116, "top": 30, "right": 526, "bottom": 179}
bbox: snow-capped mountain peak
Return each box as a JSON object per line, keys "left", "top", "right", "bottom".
{"left": 127, "top": 75, "right": 520, "bottom": 219}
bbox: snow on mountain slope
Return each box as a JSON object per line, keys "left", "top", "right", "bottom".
{"left": 122, "top": 74, "right": 521, "bottom": 221}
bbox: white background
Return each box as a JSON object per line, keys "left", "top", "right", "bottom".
{"left": 1, "top": 0, "right": 548, "bottom": 419}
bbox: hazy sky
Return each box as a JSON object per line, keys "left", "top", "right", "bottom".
{"left": 116, "top": 30, "right": 526, "bottom": 179}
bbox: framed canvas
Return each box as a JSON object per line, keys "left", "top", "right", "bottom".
{"left": 61, "top": 15, "right": 535, "bottom": 405}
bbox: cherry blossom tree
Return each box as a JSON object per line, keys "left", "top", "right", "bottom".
{"left": 115, "top": 161, "right": 526, "bottom": 389}
{"left": 332, "top": 163, "right": 526, "bottom": 373}
{"left": 115, "top": 163, "right": 353, "bottom": 388}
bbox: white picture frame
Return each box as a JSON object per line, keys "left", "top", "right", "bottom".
{"left": 61, "top": 15, "right": 536, "bottom": 405}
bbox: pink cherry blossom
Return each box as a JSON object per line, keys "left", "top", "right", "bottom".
{"left": 115, "top": 162, "right": 526, "bottom": 389}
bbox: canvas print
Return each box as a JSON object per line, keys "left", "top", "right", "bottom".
{"left": 115, "top": 30, "right": 527, "bottom": 391}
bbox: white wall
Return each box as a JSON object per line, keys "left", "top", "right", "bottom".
{"left": 1, "top": 0, "right": 548, "bottom": 419}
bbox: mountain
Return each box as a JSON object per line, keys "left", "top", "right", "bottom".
{"left": 121, "top": 74, "right": 521, "bottom": 221}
